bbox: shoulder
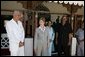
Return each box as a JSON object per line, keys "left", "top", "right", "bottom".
{"left": 76, "top": 28, "right": 81, "bottom": 34}
{"left": 6, "top": 19, "right": 12, "bottom": 26}
{"left": 68, "top": 23, "right": 71, "bottom": 26}
{"left": 58, "top": 23, "right": 61, "bottom": 27}
{"left": 18, "top": 21, "right": 22, "bottom": 24}
{"left": 46, "top": 26, "right": 49, "bottom": 29}
{"left": 65, "top": 23, "right": 70, "bottom": 26}
{"left": 45, "top": 27, "right": 49, "bottom": 30}
{"left": 18, "top": 20, "right": 22, "bottom": 23}
{"left": 77, "top": 28, "right": 82, "bottom": 32}
{"left": 45, "top": 27, "right": 49, "bottom": 33}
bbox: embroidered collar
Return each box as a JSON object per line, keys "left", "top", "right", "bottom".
{"left": 39, "top": 26, "right": 46, "bottom": 32}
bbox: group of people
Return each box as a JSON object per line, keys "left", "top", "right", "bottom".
{"left": 5, "top": 10, "right": 84, "bottom": 56}
{"left": 5, "top": 10, "right": 55, "bottom": 56}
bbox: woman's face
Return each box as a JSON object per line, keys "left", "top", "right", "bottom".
{"left": 48, "top": 21, "right": 52, "bottom": 26}
{"left": 39, "top": 20, "right": 45, "bottom": 26}
{"left": 62, "top": 16, "right": 67, "bottom": 22}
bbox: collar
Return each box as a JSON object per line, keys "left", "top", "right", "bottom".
{"left": 11, "top": 19, "right": 19, "bottom": 24}
{"left": 39, "top": 26, "right": 46, "bottom": 32}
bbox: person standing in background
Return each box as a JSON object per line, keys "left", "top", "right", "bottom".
{"left": 47, "top": 21, "right": 55, "bottom": 56}
{"left": 75, "top": 21, "right": 84, "bottom": 56}
{"left": 56, "top": 15, "right": 72, "bottom": 56}
{"left": 6, "top": 11, "right": 25, "bottom": 56}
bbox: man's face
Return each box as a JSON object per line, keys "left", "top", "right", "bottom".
{"left": 13, "top": 11, "right": 23, "bottom": 21}
{"left": 16, "top": 14, "right": 22, "bottom": 20}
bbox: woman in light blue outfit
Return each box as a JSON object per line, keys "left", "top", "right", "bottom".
{"left": 75, "top": 21, "right": 84, "bottom": 56}
{"left": 47, "top": 21, "right": 55, "bottom": 56}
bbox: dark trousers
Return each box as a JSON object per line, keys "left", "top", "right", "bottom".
{"left": 58, "top": 44, "right": 71, "bottom": 56}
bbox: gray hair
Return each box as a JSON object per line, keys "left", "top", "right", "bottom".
{"left": 13, "top": 10, "right": 23, "bottom": 16}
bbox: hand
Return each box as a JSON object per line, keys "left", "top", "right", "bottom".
{"left": 68, "top": 42, "right": 71, "bottom": 46}
{"left": 19, "top": 41, "right": 24, "bottom": 47}
{"left": 56, "top": 41, "right": 58, "bottom": 45}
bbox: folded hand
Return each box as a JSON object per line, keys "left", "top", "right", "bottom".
{"left": 19, "top": 41, "right": 24, "bottom": 47}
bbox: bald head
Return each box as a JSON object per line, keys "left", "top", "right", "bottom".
{"left": 13, "top": 10, "right": 23, "bottom": 21}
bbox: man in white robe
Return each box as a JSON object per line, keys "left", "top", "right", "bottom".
{"left": 5, "top": 11, "right": 25, "bottom": 56}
